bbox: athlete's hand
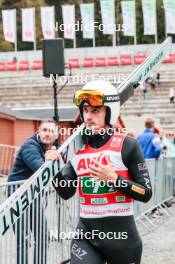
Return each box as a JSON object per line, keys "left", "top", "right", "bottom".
{"left": 88, "top": 155, "right": 118, "bottom": 184}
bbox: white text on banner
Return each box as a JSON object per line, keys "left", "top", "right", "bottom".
{"left": 142, "top": 0, "right": 157, "bottom": 35}
{"left": 100, "top": 0, "right": 115, "bottom": 35}
{"left": 62, "top": 5, "right": 75, "bottom": 40}
{"left": 121, "top": 1, "right": 136, "bottom": 37}
{"left": 163, "top": 0, "right": 175, "bottom": 34}
{"left": 40, "top": 6, "right": 55, "bottom": 39}
{"left": 80, "top": 3, "right": 94, "bottom": 39}
{"left": 22, "top": 8, "right": 35, "bottom": 42}
{"left": 2, "top": 9, "right": 16, "bottom": 43}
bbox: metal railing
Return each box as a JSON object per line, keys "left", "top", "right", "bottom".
{"left": 0, "top": 179, "right": 79, "bottom": 263}
{"left": 0, "top": 180, "right": 25, "bottom": 205}
{"left": 134, "top": 158, "right": 174, "bottom": 217}
{"left": 0, "top": 157, "right": 174, "bottom": 263}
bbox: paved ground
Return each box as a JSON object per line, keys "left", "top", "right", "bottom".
{"left": 140, "top": 199, "right": 175, "bottom": 264}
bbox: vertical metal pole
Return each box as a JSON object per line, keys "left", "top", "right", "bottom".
{"left": 53, "top": 77, "right": 60, "bottom": 149}
{"left": 116, "top": 0, "right": 120, "bottom": 46}
{"left": 155, "top": 6, "right": 158, "bottom": 44}
{"left": 165, "top": 9, "right": 168, "bottom": 39}
{"left": 53, "top": 78, "right": 59, "bottom": 124}
{"left": 34, "top": 8, "right": 36, "bottom": 50}
{"left": 134, "top": 35, "right": 137, "bottom": 45}
{"left": 161, "top": 5, "right": 167, "bottom": 39}
{"left": 113, "top": 33, "right": 116, "bottom": 46}
{"left": 93, "top": 5, "right": 95, "bottom": 47}
{"left": 93, "top": 35, "right": 95, "bottom": 47}
{"left": 15, "top": 9, "right": 17, "bottom": 52}
{"left": 73, "top": 38, "right": 76, "bottom": 49}
{"left": 113, "top": 0, "right": 116, "bottom": 46}
{"left": 52, "top": 77, "right": 61, "bottom": 247}
{"left": 134, "top": 1, "right": 137, "bottom": 45}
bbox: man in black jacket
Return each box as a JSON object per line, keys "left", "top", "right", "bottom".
{"left": 8, "top": 118, "right": 59, "bottom": 264}
{"left": 8, "top": 118, "right": 59, "bottom": 183}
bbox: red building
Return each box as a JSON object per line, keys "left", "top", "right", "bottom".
{"left": 0, "top": 106, "right": 79, "bottom": 146}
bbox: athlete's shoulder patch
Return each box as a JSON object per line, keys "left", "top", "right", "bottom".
{"left": 131, "top": 185, "right": 145, "bottom": 195}
{"left": 138, "top": 162, "right": 147, "bottom": 171}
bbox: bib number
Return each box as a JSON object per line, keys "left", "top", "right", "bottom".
{"left": 80, "top": 177, "right": 116, "bottom": 195}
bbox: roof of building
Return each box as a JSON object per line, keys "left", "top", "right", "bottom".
{"left": 0, "top": 106, "right": 79, "bottom": 121}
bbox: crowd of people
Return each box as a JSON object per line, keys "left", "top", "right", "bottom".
{"left": 137, "top": 116, "right": 175, "bottom": 217}
{"left": 137, "top": 117, "right": 175, "bottom": 159}
{"left": 140, "top": 72, "right": 160, "bottom": 101}
{"left": 140, "top": 72, "right": 175, "bottom": 107}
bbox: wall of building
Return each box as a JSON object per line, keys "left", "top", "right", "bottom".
{"left": 13, "top": 119, "right": 37, "bottom": 146}
{"left": 0, "top": 115, "right": 75, "bottom": 146}
{"left": 0, "top": 118, "right": 14, "bottom": 145}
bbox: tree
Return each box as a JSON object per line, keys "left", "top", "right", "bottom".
{"left": 0, "top": 0, "right": 46, "bottom": 51}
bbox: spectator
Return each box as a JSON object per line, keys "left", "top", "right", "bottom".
{"left": 156, "top": 72, "right": 160, "bottom": 86}
{"left": 162, "top": 132, "right": 175, "bottom": 158}
{"left": 8, "top": 118, "right": 59, "bottom": 184}
{"left": 13, "top": 56, "right": 17, "bottom": 63}
{"left": 137, "top": 117, "right": 162, "bottom": 159}
{"left": 8, "top": 118, "right": 59, "bottom": 264}
{"left": 141, "top": 80, "right": 148, "bottom": 101}
{"left": 152, "top": 126, "right": 161, "bottom": 137}
{"left": 127, "top": 128, "right": 136, "bottom": 138}
{"left": 149, "top": 78, "right": 156, "bottom": 90}
{"left": 152, "top": 127, "right": 174, "bottom": 209}
{"left": 169, "top": 88, "right": 175, "bottom": 104}
{"left": 148, "top": 72, "right": 156, "bottom": 90}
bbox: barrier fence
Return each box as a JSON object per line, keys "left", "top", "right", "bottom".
{"left": 0, "top": 179, "right": 79, "bottom": 263}
{"left": 134, "top": 158, "right": 174, "bottom": 221}
{"left": 0, "top": 157, "right": 174, "bottom": 263}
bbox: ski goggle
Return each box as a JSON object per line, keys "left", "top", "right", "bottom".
{"left": 73, "top": 90, "right": 104, "bottom": 107}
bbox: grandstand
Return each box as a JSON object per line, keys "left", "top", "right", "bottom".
{"left": 0, "top": 61, "right": 175, "bottom": 134}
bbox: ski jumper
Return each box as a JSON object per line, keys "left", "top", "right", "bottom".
{"left": 53, "top": 133, "right": 152, "bottom": 264}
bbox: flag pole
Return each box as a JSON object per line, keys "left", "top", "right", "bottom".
{"left": 15, "top": 9, "right": 17, "bottom": 51}
{"left": 155, "top": 1, "right": 158, "bottom": 44}
{"left": 134, "top": 1, "right": 137, "bottom": 45}
{"left": 34, "top": 8, "right": 36, "bottom": 50}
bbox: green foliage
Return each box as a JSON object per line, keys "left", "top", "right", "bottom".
{"left": 0, "top": 0, "right": 171, "bottom": 52}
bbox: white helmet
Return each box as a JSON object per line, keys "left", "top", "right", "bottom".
{"left": 78, "top": 80, "right": 120, "bottom": 126}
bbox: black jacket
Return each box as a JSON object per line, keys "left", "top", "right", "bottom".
{"left": 8, "top": 133, "right": 46, "bottom": 182}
